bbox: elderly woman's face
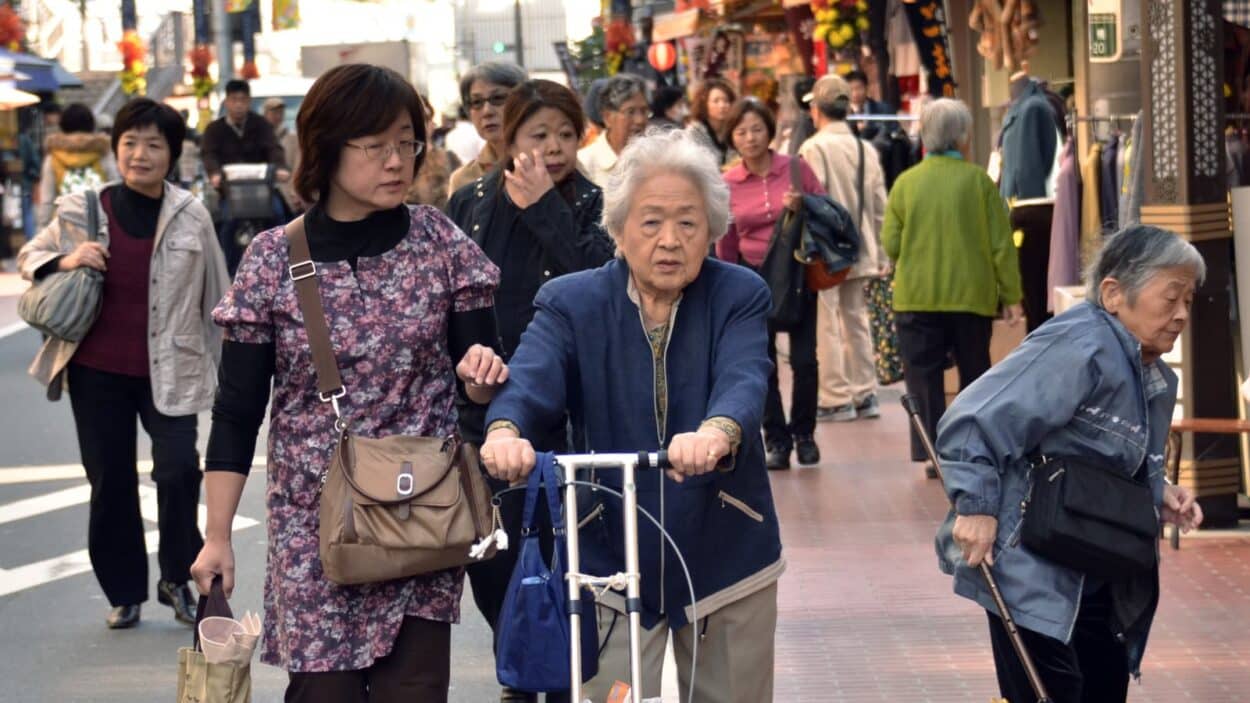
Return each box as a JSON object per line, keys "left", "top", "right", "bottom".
{"left": 604, "top": 91, "right": 650, "bottom": 145}
{"left": 619, "top": 172, "right": 710, "bottom": 296}
{"left": 1102, "top": 265, "right": 1197, "bottom": 362}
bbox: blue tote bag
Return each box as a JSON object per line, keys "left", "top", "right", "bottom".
{"left": 496, "top": 453, "right": 599, "bottom": 692}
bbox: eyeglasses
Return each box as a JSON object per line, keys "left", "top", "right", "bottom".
{"left": 344, "top": 139, "right": 424, "bottom": 162}
{"left": 468, "top": 93, "right": 509, "bottom": 111}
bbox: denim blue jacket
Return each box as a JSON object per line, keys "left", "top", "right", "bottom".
{"left": 935, "top": 302, "right": 1175, "bottom": 673}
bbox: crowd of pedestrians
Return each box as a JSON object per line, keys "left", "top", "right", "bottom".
{"left": 8, "top": 59, "right": 1209, "bottom": 703}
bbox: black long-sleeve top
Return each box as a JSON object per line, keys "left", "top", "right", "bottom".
{"left": 204, "top": 204, "right": 497, "bottom": 474}
{"left": 200, "top": 112, "right": 286, "bottom": 178}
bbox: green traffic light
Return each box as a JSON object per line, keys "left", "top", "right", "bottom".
{"left": 492, "top": 41, "right": 507, "bottom": 54}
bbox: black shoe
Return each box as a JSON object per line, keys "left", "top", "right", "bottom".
{"left": 855, "top": 394, "right": 881, "bottom": 419}
{"left": 500, "top": 687, "right": 536, "bottom": 702}
{"left": 106, "top": 604, "right": 141, "bottom": 629}
{"left": 795, "top": 436, "right": 821, "bottom": 465}
{"left": 924, "top": 463, "right": 939, "bottom": 479}
{"left": 765, "top": 444, "right": 791, "bottom": 470}
{"left": 157, "top": 580, "right": 197, "bottom": 625}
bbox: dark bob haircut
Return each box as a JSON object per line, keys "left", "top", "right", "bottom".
{"left": 294, "top": 64, "right": 427, "bottom": 205}
{"left": 111, "top": 98, "right": 187, "bottom": 176}
{"left": 724, "top": 97, "right": 777, "bottom": 145}
{"left": 60, "top": 103, "right": 95, "bottom": 134}
{"left": 690, "top": 77, "right": 737, "bottom": 125}
{"left": 502, "top": 79, "right": 586, "bottom": 148}
{"left": 844, "top": 69, "right": 869, "bottom": 85}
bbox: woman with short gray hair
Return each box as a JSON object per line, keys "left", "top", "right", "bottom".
{"left": 481, "top": 128, "right": 782, "bottom": 702}
{"left": 881, "top": 96, "right": 1024, "bottom": 478}
{"left": 935, "top": 225, "right": 1204, "bottom": 702}
{"left": 449, "top": 61, "right": 528, "bottom": 193}
{"left": 578, "top": 73, "right": 650, "bottom": 187}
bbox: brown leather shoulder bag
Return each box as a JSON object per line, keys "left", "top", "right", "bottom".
{"left": 285, "top": 216, "right": 496, "bottom": 585}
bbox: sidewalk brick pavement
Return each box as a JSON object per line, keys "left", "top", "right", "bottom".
{"left": 771, "top": 387, "right": 1250, "bottom": 702}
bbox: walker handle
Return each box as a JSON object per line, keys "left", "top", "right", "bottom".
{"left": 651, "top": 450, "right": 735, "bottom": 473}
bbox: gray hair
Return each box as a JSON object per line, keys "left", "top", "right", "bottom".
{"left": 1086, "top": 225, "right": 1207, "bottom": 306}
{"left": 602, "top": 127, "right": 731, "bottom": 247}
{"left": 598, "top": 73, "right": 648, "bottom": 116}
{"left": 458, "top": 61, "right": 528, "bottom": 107}
{"left": 919, "top": 98, "right": 972, "bottom": 153}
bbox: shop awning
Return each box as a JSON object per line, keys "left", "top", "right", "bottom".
{"left": 0, "top": 50, "right": 83, "bottom": 92}
{"left": 652, "top": 8, "right": 702, "bottom": 42}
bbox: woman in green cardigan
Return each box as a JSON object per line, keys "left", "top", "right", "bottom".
{"left": 881, "top": 98, "right": 1024, "bottom": 478}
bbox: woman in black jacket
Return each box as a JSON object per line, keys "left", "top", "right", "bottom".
{"left": 445, "top": 78, "right": 614, "bottom": 703}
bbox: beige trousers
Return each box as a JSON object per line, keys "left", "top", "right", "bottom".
{"left": 581, "top": 583, "right": 778, "bottom": 703}
{"left": 816, "top": 279, "right": 878, "bottom": 408}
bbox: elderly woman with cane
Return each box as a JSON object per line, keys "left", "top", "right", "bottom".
{"left": 481, "top": 128, "right": 782, "bottom": 702}
{"left": 935, "top": 226, "right": 1205, "bottom": 702}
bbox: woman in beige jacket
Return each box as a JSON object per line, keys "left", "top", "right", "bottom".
{"left": 18, "top": 98, "right": 228, "bottom": 630}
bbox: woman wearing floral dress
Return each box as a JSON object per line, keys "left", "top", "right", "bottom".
{"left": 190, "top": 64, "right": 506, "bottom": 702}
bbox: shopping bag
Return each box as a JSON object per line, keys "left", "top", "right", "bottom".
{"left": 176, "top": 577, "right": 253, "bottom": 703}
{"left": 865, "top": 274, "right": 904, "bottom": 385}
{"left": 496, "top": 453, "right": 598, "bottom": 692}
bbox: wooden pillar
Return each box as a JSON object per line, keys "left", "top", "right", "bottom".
{"left": 1139, "top": 0, "right": 1241, "bottom": 526}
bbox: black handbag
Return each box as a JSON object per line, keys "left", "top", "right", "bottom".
{"left": 1020, "top": 456, "right": 1159, "bottom": 579}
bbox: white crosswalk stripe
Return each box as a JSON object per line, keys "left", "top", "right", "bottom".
{"left": 0, "top": 471, "right": 261, "bottom": 598}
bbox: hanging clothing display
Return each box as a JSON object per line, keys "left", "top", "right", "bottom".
{"left": 1047, "top": 139, "right": 1081, "bottom": 312}
{"left": 1099, "top": 135, "right": 1120, "bottom": 232}
{"left": 999, "top": 80, "right": 1060, "bottom": 200}
{"left": 1118, "top": 113, "right": 1145, "bottom": 228}
{"left": 1078, "top": 141, "right": 1102, "bottom": 271}
{"left": 886, "top": 0, "right": 922, "bottom": 78}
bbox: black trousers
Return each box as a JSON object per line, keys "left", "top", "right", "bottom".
{"left": 764, "top": 294, "right": 818, "bottom": 449}
{"left": 987, "top": 586, "right": 1130, "bottom": 703}
{"left": 895, "top": 312, "right": 992, "bottom": 462}
{"left": 285, "top": 617, "right": 451, "bottom": 703}
{"left": 1011, "top": 202, "right": 1055, "bottom": 333}
{"left": 66, "top": 363, "right": 203, "bottom": 606}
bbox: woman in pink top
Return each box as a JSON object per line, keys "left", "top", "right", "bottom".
{"left": 718, "top": 98, "right": 824, "bottom": 470}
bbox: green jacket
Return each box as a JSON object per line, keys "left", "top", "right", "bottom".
{"left": 881, "top": 154, "right": 1022, "bottom": 317}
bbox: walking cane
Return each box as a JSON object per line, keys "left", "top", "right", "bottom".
{"left": 901, "top": 395, "right": 1052, "bottom": 703}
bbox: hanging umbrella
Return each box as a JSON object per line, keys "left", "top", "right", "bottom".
{"left": 0, "top": 57, "right": 39, "bottom": 109}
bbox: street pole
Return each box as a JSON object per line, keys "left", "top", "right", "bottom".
{"left": 212, "top": 0, "right": 233, "bottom": 84}
{"left": 513, "top": 0, "right": 523, "bottom": 67}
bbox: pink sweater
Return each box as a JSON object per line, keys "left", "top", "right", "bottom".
{"left": 717, "top": 152, "right": 825, "bottom": 268}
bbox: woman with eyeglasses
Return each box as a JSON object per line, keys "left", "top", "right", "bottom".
{"left": 447, "top": 78, "right": 614, "bottom": 703}
{"left": 190, "top": 64, "right": 507, "bottom": 703}
{"left": 449, "top": 61, "right": 529, "bottom": 195}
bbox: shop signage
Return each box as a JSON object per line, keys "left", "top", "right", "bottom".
{"left": 652, "top": 9, "right": 701, "bottom": 43}
{"left": 902, "top": 0, "right": 956, "bottom": 98}
{"left": 1087, "top": 0, "right": 1123, "bottom": 62}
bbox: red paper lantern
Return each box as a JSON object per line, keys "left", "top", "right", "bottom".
{"left": 648, "top": 41, "right": 676, "bottom": 72}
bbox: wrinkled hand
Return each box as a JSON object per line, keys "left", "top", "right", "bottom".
{"left": 1162, "top": 484, "right": 1203, "bottom": 533}
{"left": 879, "top": 261, "right": 894, "bottom": 277}
{"left": 456, "top": 344, "right": 508, "bottom": 404}
{"left": 665, "top": 429, "right": 731, "bottom": 484}
{"left": 480, "top": 428, "right": 536, "bottom": 484}
{"left": 1002, "top": 303, "right": 1025, "bottom": 327}
{"left": 503, "top": 150, "right": 555, "bottom": 209}
{"left": 783, "top": 189, "right": 803, "bottom": 213}
{"left": 952, "top": 514, "right": 998, "bottom": 567}
{"left": 59, "top": 241, "right": 109, "bottom": 272}
{"left": 190, "top": 538, "right": 236, "bottom": 597}
{"left": 275, "top": 168, "right": 291, "bottom": 183}
{"left": 210, "top": 172, "right": 222, "bottom": 190}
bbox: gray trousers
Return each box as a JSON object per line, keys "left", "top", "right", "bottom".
{"left": 582, "top": 582, "right": 778, "bottom": 703}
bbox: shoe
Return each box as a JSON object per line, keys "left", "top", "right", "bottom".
{"left": 924, "top": 463, "right": 939, "bottom": 479}
{"left": 765, "top": 444, "right": 791, "bottom": 470}
{"left": 106, "top": 604, "right": 141, "bottom": 629}
{"left": 855, "top": 394, "right": 881, "bottom": 419}
{"left": 795, "top": 436, "right": 821, "bottom": 465}
{"left": 157, "top": 580, "right": 197, "bottom": 625}
{"left": 824, "top": 403, "right": 857, "bottom": 422}
{"left": 500, "top": 687, "right": 536, "bottom": 702}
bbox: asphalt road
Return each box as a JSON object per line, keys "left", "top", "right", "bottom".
{"left": 0, "top": 327, "right": 504, "bottom": 702}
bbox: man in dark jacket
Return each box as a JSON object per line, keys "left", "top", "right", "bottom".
{"left": 201, "top": 80, "right": 290, "bottom": 272}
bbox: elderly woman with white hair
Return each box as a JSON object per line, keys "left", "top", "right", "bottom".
{"left": 481, "top": 127, "right": 781, "bottom": 702}
{"left": 935, "top": 225, "right": 1205, "bottom": 701}
{"left": 578, "top": 73, "right": 650, "bottom": 187}
{"left": 881, "top": 97, "right": 1025, "bottom": 478}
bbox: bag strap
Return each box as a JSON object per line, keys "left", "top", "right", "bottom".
{"left": 192, "top": 575, "right": 233, "bottom": 652}
{"left": 284, "top": 216, "right": 345, "bottom": 398}
{"left": 520, "top": 453, "right": 565, "bottom": 537}
{"left": 856, "top": 136, "right": 865, "bottom": 231}
{"left": 84, "top": 189, "right": 99, "bottom": 243}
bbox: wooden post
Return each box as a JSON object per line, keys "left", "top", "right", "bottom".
{"left": 1139, "top": 0, "right": 1241, "bottom": 526}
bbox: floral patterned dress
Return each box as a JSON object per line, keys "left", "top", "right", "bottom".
{"left": 212, "top": 205, "right": 499, "bottom": 672}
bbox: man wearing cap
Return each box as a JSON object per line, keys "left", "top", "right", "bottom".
{"left": 798, "top": 74, "right": 890, "bottom": 424}
{"left": 262, "top": 96, "right": 303, "bottom": 213}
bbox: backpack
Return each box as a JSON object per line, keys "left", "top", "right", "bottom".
{"left": 58, "top": 165, "right": 105, "bottom": 197}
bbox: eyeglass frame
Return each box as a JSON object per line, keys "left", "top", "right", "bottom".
{"left": 467, "top": 92, "right": 510, "bottom": 111}
{"left": 343, "top": 139, "right": 425, "bottom": 162}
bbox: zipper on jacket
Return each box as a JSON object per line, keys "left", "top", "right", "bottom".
{"left": 719, "top": 490, "right": 765, "bottom": 522}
